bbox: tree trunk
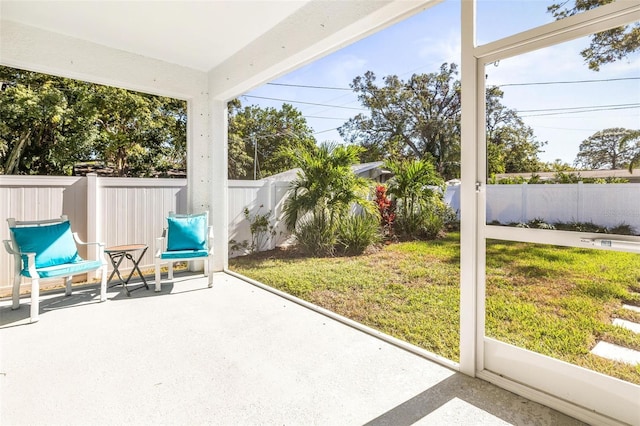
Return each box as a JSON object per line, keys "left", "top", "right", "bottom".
{"left": 4, "top": 129, "right": 31, "bottom": 174}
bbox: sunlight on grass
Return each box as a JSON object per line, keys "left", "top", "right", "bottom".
{"left": 229, "top": 232, "right": 640, "bottom": 384}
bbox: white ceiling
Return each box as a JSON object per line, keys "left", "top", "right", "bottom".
{"left": 1, "top": 0, "right": 436, "bottom": 99}
{"left": 1, "top": 1, "right": 313, "bottom": 72}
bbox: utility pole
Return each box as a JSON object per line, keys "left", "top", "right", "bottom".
{"left": 253, "top": 135, "right": 257, "bottom": 180}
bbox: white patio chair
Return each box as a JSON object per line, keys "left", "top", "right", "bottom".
{"left": 3, "top": 216, "right": 107, "bottom": 323}
{"left": 154, "top": 211, "right": 214, "bottom": 291}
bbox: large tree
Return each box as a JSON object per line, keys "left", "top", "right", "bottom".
{"left": 486, "top": 86, "right": 545, "bottom": 175}
{"left": 0, "top": 66, "right": 186, "bottom": 177}
{"left": 227, "top": 100, "right": 316, "bottom": 179}
{"left": 0, "top": 68, "right": 97, "bottom": 175}
{"left": 625, "top": 130, "right": 640, "bottom": 172}
{"left": 339, "top": 64, "right": 543, "bottom": 180}
{"left": 574, "top": 127, "right": 639, "bottom": 169}
{"left": 548, "top": 0, "right": 640, "bottom": 71}
{"left": 339, "top": 63, "right": 461, "bottom": 180}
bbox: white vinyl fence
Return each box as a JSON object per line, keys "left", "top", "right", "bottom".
{"left": 0, "top": 175, "right": 291, "bottom": 291}
{"left": 445, "top": 182, "right": 640, "bottom": 229}
{"left": 2, "top": 176, "right": 639, "bottom": 290}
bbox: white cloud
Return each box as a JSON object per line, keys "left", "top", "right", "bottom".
{"left": 415, "top": 30, "right": 461, "bottom": 68}
{"left": 324, "top": 54, "right": 368, "bottom": 86}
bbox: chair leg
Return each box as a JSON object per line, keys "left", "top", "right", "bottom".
{"left": 30, "top": 277, "right": 40, "bottom": 323}
{"left": 207, "top": 257, "right": 213, "bottom": 288}
{"left": 65, "top": 276, "right": 72, "bottom": 296}
{"left": 99, "top": 266, "right": 107, "bottom": 302}
{"left": 168, "top": 262, "right": 174, "bottom": 280}
{"left": 12, "top": 274, "right": 21, "bottom": 310}
{"left": 155, "top": 260, "right": 162, "bottom": 292}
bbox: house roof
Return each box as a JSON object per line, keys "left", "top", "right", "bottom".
{"left": 495, "top": 169, "right": 640, "bottom": 183}
{"left": 266, "top": 161, "right": 386, "bottom": 181}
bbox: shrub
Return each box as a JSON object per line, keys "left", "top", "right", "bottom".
{"left": 294, "top": 214, "right": 337, "bottom": 256}
{"left": 375, "top": 185, "right": 395, "bottom": 238}
{"left": 337, "top": 214, "right": 381, "bottom": 255}
{"left": 244, "top": 206, "right": 275, "bottom": 253}
{"left": 417, "top": 198, "right": 457, "bottom": 238}
{"left": 383, "top": 159, "right": 456, "bottom": 239}
{"left": 554, "top": 221, "right": 607, "bottom": 233}
{"left": 607, "top": 223, "right": 636, "bottom": 235}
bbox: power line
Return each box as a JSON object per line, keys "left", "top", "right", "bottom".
{"left": 267, "top": 82, "right": 351, "bottom": 91}
{"left": 305, "top": 115, "right": 351, "bottom": 120}
{"left": 246, "top": 92, "right": 638, "bottom": 117}
{"left": 242, "top": 95, "right": 365, "bottom": 111}
{"left": 517, "top": 102, "right": 640, "bottom": 113}
{"left": 313, "top": 128, "right": 340, "bottom": 135}
{"left": 521, "top": 105, "right": 640, "bottom": 118}
{"left": 264, "top": 76, "right": 640, "bottom": 92}
{"left": 498, "top": 77, "right": 640, "bottom": 87}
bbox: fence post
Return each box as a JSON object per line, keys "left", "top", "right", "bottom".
{"left": 577, "top": 181, "right": 583, "bottom": 223}
{"left": 269, "top": 181, "right": 276, "bottom": 250}
{"left": 86, "top": 173, "right": 100, "bottom": 278}
{"left": 521, "top": 182, "right": 528, "bottom": 224}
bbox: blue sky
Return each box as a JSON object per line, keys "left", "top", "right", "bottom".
{"left": 242, "top": 0, "right": 640, "bottom": 166}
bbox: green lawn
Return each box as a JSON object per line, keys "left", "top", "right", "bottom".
{"left": 229, "top": 232, "right": 640, "bottom": 384}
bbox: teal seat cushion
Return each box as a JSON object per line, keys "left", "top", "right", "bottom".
{"left": 11, "top": 221, "right": 81, "bottom": 269}
{"left": 22, "top": 259, "right": 102, "bottom": 278}
{"left": 161, "top": 249, "right": 209, "bottom": 260}
{"left": 167, "top": 214, "right": 207, "bottom": 251}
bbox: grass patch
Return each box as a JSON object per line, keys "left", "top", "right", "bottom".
{"left": 229, "top": 233, "right": 640, "bottom": 384}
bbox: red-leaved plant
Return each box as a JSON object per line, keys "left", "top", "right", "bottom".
{"left": 375, "top": 184, "right": 395, "bottom": 238}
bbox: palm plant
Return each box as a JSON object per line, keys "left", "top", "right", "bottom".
{"left": 384, "top": 159, "right": 445, "bottom": 237}
{"left": 283, "top": 143, "right": 376, "bottom": 255}
{"left": 283, "top": 142, "right": 375, "bottom": 231}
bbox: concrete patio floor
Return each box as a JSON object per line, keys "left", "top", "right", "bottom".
{"left": 0, "top": 272, "right": 585, "bottom": 425}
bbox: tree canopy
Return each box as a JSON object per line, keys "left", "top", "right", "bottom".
{"left": 547, "top": 0, "right": 640, "bottom": 71}
{"left": 485, "top": 86, "right": 545, "bottom": 175}
{"left": 574, "top": 127, "right": 640, "bottom": 169}
{"left": 227, "top": 100, "right": 317, "bottom": 179}
{"left": 0, "top": 66, "right": 186, "bottom": 177}
{"left": 339, "top": 64, "right": 544, "bottom": 180}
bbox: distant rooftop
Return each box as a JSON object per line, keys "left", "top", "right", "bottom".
{"left": 265, "top": 161, "right": 389, "bottom": 182}
{"left": 495, "top": 169, "right": 640, "bottom": 183}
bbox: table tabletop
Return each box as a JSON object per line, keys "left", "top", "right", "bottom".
{"left": 105, "top": 244, "right": 148, "bottom": 253}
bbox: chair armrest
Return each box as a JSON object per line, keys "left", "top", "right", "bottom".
{"left": 3, "top": 239, "right": 18, "bottom": 256}
{"left": 207, "top": 226, "right": 214, "bottom": 255}
{"left": 72, "top": 233, "right": 106, "bottom": 264}
{"left": 3, "top": 240, "right": 35, "bottom": 262}
{"left": 154, "top": 232, "right": 166, "bottom": 258}
{"left": 72, "top": 232, "right": 104, "bottom": 248}
{"left": 3, "top": 241, "right": 36, "bottom": 275}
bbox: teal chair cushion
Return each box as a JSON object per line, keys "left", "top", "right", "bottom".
{"left": 167, "top": 215, "right": 207, "bottom": 251}
{"left": 11, "top": 221, "right": 81, "bottom": 269}
{"left": 22, "top": 259, "right": 102, "bottom": 278}
{"left": 160, "top": 249, "right": 209, "bottom": 260}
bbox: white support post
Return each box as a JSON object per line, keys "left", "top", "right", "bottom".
{"left": 459, "top": 0, "right": 480, "bottom": 377}
{"left": 86, "top": 173, "right": 100, "bottom": 279}
{"left": 208, "top": 98, "right": 229, "bottom": 271}
{"left": 186, "top": 92, "right": 212, "bottom": 273}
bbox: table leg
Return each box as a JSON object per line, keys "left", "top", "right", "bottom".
{"left": 106, "top": 247, "right": 149, "bottom": 296}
